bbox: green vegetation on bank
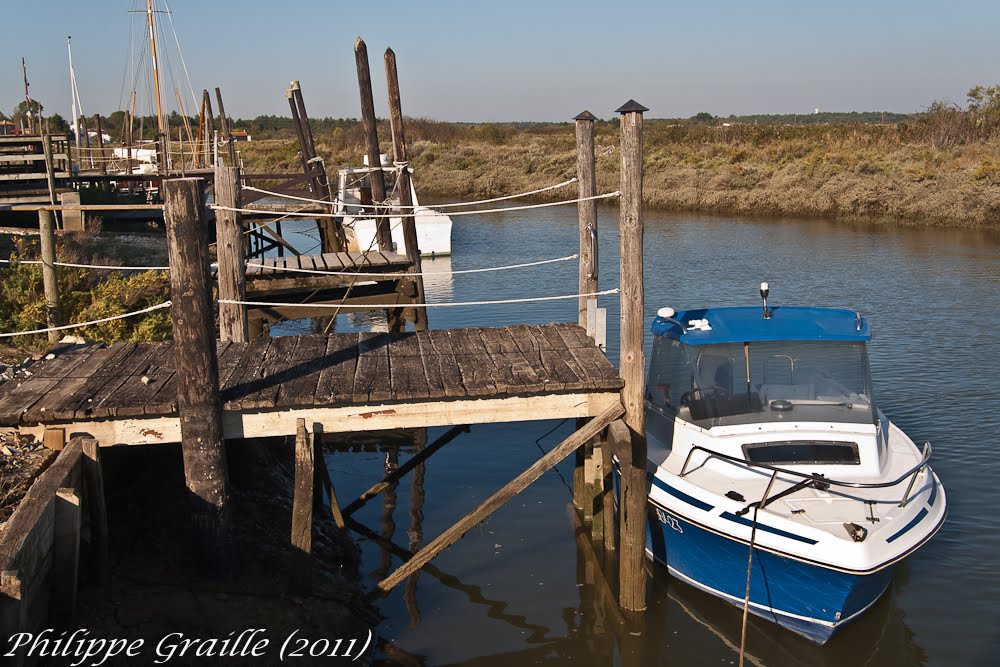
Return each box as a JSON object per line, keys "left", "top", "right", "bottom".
{"left": 0, "top": 236, "right": 171, "bottom": 359}
{"left": 232, "top": 87, "right": 1000, "bottom": 228}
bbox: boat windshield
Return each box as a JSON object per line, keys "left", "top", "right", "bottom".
{"left": 646, "top": 337, "right": 876, "bottom": 428}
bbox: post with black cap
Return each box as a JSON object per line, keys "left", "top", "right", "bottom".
{"left": 615, "top": 98, "right": 648, "bottom": 612}
{"left": 573, "top": 110, "right": 598, "bottom": 529}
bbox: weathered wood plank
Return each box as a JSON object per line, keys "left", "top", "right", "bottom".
{"left": 0, "top": 344, "right": 104, "bottom": 425}
{"left": 45, "top": 343, "right": 140, "bottom": 421}
{"left": 220, "top": 338, "right": 273, "bottom": 407}
{"left": 232, "top": 336, "right": 302, "bottom": 410}
{"left": 74, "top": 343, "right": 165, "bottom": 419}
{"left": 274, "top": 335, "right": 330, "bottom": 408}
{"left": 100, "top": 341, "right": 177, "bottom": 417}
{"left": 423, "top": 330, "right": 467, "bottom": 399}
{"left": 413, "top": 331, "right": 447, "bottom": 400}
{"left": 388, "top": 332, "right": 429, "bottom": 400}
{"left": 352, "top": 332, "right": 391, "bottom": 403}
{"left": 313, "top": 333, "right": 360, "bottom": 404}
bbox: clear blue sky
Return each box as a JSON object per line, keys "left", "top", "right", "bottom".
{"left": 3, "top": 0, "right": 999, "bottom": 122}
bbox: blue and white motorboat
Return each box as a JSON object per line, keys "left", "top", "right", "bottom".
{"left": 638, "top": 284, "right": 946, "bottom": 643}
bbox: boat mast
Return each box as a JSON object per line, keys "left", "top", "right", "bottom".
{"left": 146, "top": 0, "right": 165, "bottom": 138}
{"left": 68, "top": 36, "right": 80, "bottom": 157}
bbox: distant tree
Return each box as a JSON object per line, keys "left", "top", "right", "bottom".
{"left": 691, "top": 112, "right": 717, "bottom": 123}
{"left": 46, "top": 113, "right": 70, "bottom": 133}
{"left": 11, "top": 99, "right": 43, "bottom": 130}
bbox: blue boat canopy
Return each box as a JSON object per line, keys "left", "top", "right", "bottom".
{"left": 651, "top": 306, "right": 871, "bottom": 344}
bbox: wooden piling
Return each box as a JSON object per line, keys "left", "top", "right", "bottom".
{"left": 93, "top": 114, "right": 106, "bottom": 175}
{"left": 163, "top": 178, "right": 234, "bottom": 575}
{"left": 215, "top": 87, "right": 236, "bottom": 166}
{"left": 202, "top": 90, "right": 216, "bottom": 168}
{"left": 354, "top": 37, "right": 394, "bottom": 252}
{"left": 292, "top": 418, "right": 314, "bottom": 554}
{"left": 385, "top": 47, "right": 429, "bottom": 332}
{"left": 124, "top": 111, "right": 134, "bottom": 178}
{"left": 601, "top": 422, "right": 619, "bottom": 553}
{"left": 38, "top": 209, "right": 61, "bottom": 344}
{"left": 214, "top": 165, "right": 249, "bottom": 342}
{"left": 289, "top": 81, "right": 341, "bottom": 253}
{"left": 41, "top": 134, "right": 57, "bottom": 206}
{"left": 158, "top": 133, "right": 168, "bottom": 175}
{"left": 575, "top": 110, "right": 599, "bottom": 327}
{"left": 615, "top": 99, "right": 649, "bottom": 612}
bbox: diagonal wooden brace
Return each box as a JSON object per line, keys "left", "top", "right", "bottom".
{"left": 377, "top": 402, "right": 625, "bottom": 591}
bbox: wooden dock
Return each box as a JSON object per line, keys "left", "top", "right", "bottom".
{"left": 0, "top": 324, "right": 622, "bottom": 446}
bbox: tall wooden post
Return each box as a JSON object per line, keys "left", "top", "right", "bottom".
{"left": 93, "top": 114, "right": 107, "bottom": 175}
{"left": 615, "top": 99, "right": 648, "bottom": 612}
{"left": 575, "top": 110, "right": 599, "bottom": 326}
{"left": 158, "top": 133, "right": 168, "bottom": 175}
{"left": 41, "top": 134, "right": 57, "bottom": 205}
{"left": 288, "top": 82, "right": 340, "bottom": 253}
{"left": 215, "top": 165, "right": 249, "bottom": 342}
{"left": 163, "top": 178, "right": 234, "bottom": 575}
{"left": 573, "top": 110, "right": 599, "bottom": 513}
{"left": 385, "top": 47, "right": 429, "bottom": 332}
{"left": 354, "top": 37, "right": 394, "bottom": 252}
{"left": 202, "top": 90, "right": 216, "bottom": 168}
{"left": 124, "top": 111, "right": 134, "bottom": 180}
{"left": 215, "top": 87, "right": 236, "bottom": 166}
{"left": 38, "top": 209, "right": 61, "bottom": 344}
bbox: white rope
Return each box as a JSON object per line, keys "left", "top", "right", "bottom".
{"left": 242, "top": 177, "right": 578, "bottom": 210}
{"left": 220, "top": 288, "right": 618, "bottom": 310}
{"left": 246, "top": 253, "right": 578, "bottom": 278}
{"left": 215, "top": 191, "right": 620, "bottom": 220}
{"left": 0, "top": 258, "right": 171, "bottom": 271}
{"left": 241, "top": 186, "right": 335, "bottom": 206}
{"left": 0, "top": 301, "right": 172, "bottom": 338}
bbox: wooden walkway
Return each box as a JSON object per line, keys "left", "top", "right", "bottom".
{"left": 245, "top": 250, "right": 411, "bottom": 293}
{"left": 0, "top": 324, "right": 622, "bottom": 446}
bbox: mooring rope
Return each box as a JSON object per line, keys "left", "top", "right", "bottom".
{"left": 241, "top": 177, "right": 579, "bottom": 210}
{"left": 212, "top": 191, "right": 620, "bottom": 220}
{"left": 246, "top": 253, "right": 578, "bottom": 278}
{"left": 220, "top": 288, "right": 618, "bottom": 310}
{"left": 0, "top": 301, "right": 172, "bottom": 338}
{"left": 0, "top": 258, "right": 171, "bottom": 271}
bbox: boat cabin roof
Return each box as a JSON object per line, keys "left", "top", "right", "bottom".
{"left": 651, "top": 306, "right": 870, "bottom": 345}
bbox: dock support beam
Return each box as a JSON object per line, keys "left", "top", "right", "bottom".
{"left": 385, "top": 47, "right": 429, "bottom": 332}
{"left": 163, "top": 178, "right": 234, "bottom": 576}
{"left": 38, "top": 209, "right": 61, "bottom": 344}
{"left": 215, "top": 165, "right": 249, "bottom": 342}
{"left": 615, "top": 98, "right": 649, "bottom": 612}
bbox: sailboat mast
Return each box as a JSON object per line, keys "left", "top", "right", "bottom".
{"left": 68, "top": 36, "right": 80, "bottom": 156}
{"left": 146, "top": 0, "right": 165, "bottom": 137}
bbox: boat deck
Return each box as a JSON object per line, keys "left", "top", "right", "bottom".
{"left": 0, "top": 324, "right": 623, "bottom": 446}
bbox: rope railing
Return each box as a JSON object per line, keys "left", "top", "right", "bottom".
{"left": 0, "top": 301, "right": 173, "bottom": 338}
{"left": 213, "top": 191, "right": 620, "bottom": 219}
{"left": 241, "top": 177, "right": 579, "bottom": 209}
{"left": 1, "top": 258, "right": 171, "bottom": 271}
{"left": 220, "top": 288, "right": 618, "bottom": 310}
{"left": 246, "top": 253, "right": 578, "bottom": 278}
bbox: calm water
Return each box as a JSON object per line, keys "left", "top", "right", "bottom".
{"left": 272, "top": 204, "right": 1000, "bottom": 666}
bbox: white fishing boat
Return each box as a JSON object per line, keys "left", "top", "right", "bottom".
{"left": 633, "top": 283, "right": 946, "bottom": 643}
{"left": 335, "top": 156, "right": 452, "bottom": 257}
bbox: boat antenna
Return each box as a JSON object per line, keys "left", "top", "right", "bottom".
{"left": 760, "top": 281, "right": 772, "bottom": 319}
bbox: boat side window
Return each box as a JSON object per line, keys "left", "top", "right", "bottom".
{"left": 646, "top": 337, "right": 693, "bottom": 416}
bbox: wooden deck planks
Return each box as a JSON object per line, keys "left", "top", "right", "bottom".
{"left": 0, "top": 325, "right": 624, "bottom": 429}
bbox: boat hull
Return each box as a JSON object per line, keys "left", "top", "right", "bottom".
{"left": 346, "top": 209, "right": 452, "bottom": 257}
{"left": 645, "top": 497, "right": 894, "bottom": 643}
